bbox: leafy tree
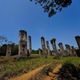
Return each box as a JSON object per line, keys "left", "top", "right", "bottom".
{"left": 11, "top": 44, "right": 18, "bottom": 55}
{"left": 30, "top": 0, "right": 72, "bottom": 17}
{"left": 0, "top": 44, "right": 7, "bottom": 56}
{"left": 32, "top": 49, "right": 39, "bottom": 54}
{"left": 0, "top": 35, "right": 7, "bottom": 46}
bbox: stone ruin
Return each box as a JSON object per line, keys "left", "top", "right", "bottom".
{"left": 28, "top": 35, "right": 32, "bottom": 57}
{"left": 38, "top": 48, "right": 42, "bottom": 54}
{"left": 75, "top": 36, "right": 80, "bottom": 56}
{"left": 65, "top": 44, "right": 73, "bottom": 56}
{"left": 6, "top": 44, "right": 11, "bottom": 56}
{"left": 39, "top": 36, "right": 78, "bottom": 57}
{"left": 58, "top": 42, "right": 64, "bottom": 56}
{"left": 1, "top": 29, "right": 79, "bottom": 57}
{"left": 5, "top": 30, "right": 32, "bottom": 57}
{"left": 75, "top": 36, "right": 80, "bottom": 50}
{"left": 46, "top": 41, "right": 51, "bottom": 55}
{"left": 71, "top": 46, "right": 77, "bottom": 56}
{"left": 18, "top": 30, "right": 32, "bottom": 57}
{"left": 41, "top": 37, "right": 48, "bottom": 58}
{"left": 18, "top": 30, "right": 27, "bottom": 57}
{"left": 50, "top": 38, "right": 58, "bottom": 56}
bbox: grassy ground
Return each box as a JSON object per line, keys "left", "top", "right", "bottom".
{"left": 0, "top": 55, "right": 53, "bottom": 77}
{"left": 53, "top": 56, "right": 80, "bottom": 65}
{"left": 0, "top": 54, "right": 80, "bottom": 78}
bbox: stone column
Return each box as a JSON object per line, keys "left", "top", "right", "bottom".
{"left": 41, "top": 37, "right": 47, "bottom": 58}
{"left": 6, "top": 44, "right": 11, "bottom": 56}
{"left": 18, "top": 30, "right": 27, "bottom": 57}
{"left": 65, "top": 44, "right": 72, "bottom": 56}
{"left": 58, "top": 42, "right": 64, "bottom": 56}
{"left": 46, "top": 41, "right": 51, "bottom": 55}
{"left": 50, "top": 38, "right": 57, "bottom": 55}
{"left": 71, "top": 46, "right": 77, "bottom": 56}
{"left": 28, "top": 35, "right": 32, "bottom": 57}
{"left": 75, "top": 36, "right": 80, "bottom": 49}
{"left": 38, "top": 48, "right": 42, "bottom": 57}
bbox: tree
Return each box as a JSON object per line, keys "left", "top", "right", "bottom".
{"left": 11, "top": 44, "right": 18, "bottom": 55}
{"left": 30, "top": 0, "right": 72, "bottom": 17}
{"left": 0, "top": 35, "right": 15, "bottom": 56}
{"left": 0, "top": 35, "right": 7, "bottom": 46}
{"left": 0, "top": 44, "right": 7, "bottom": 56}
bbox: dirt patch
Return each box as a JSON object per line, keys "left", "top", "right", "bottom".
{"left": 9, "top": 64, "right": 49, "bottom": 80}
{"left": 28, "top": 62, "right": 62, "bottom": 80}
{"left": 43, "top": 64, "right": 62, "bottom": 80}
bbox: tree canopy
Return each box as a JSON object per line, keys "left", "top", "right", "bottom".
{"left": 30, "top": 0, "right": 72, "bottom": 17}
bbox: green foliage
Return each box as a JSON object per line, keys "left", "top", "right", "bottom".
{"left": 0, "top": 44, "right": 7, "bottom": 56}
{"left": 11, "top": 44, "right": 18, "bottom": 55}
{"left": 30, "top": 0, "right": 72, "bottom": 17}
{"left": 32, "top": 50, "right": 39, "bottom": 54}
{"left": 0, "top": 43, "right": 18, "bottom": 56}
{"left": 58, "top": 62, "right": 80, "bottom": 80}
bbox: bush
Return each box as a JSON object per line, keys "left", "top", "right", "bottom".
{"left": 57, "top": 63, "right": 80, "bottom": 80}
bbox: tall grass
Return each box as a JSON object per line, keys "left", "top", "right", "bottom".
{"left": 0, "top": 55, "right": 80, "bottom": 77}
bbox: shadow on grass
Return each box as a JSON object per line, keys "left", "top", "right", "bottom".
{"left": 57, "top": 62, "right": 80, "bottom": 80}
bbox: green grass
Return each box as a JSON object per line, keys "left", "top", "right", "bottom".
{"left": 54, "top": 56, "right": 80, "bottom": 65}
{"left": 0, "top": 56, "right": 53, "bottom": 77}
{"left": 0, "top": 55, "right": 80, "bottom": 78}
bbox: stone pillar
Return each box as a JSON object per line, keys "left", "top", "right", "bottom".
{"left": 6, "top": 44, "right": 11, "bottom": 56}
{"left": 19, "top": 30, "right": 27, "bottom": 57}
{"left": 71, "top": 46, "right": 77, "bottom": 56}
{"left": 41, "top": 37, "right": 47, "bottom": 58}
{"left": 46, "top": 41, "right": 51, "bottom": 55}
{"left": 50, "top": 38, "right": 57, "bottom": 55}
{"left": 28, "top": 35, "right": 32, "bottom": 56}
{"left": 38, "top": 48, "right": 42, "bottom": 57}
{"left": 75, "top": 36, "right": 80, "bottom": 49}
{"left": 58, "top": 42, "right": 64, "bottom": 56}
{"left": 65, "top": 44, "right": 72, "bottom": 56}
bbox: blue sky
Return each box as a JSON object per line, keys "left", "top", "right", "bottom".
{"left": 0, "top": 0, "right": 80, "bottom": 49}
